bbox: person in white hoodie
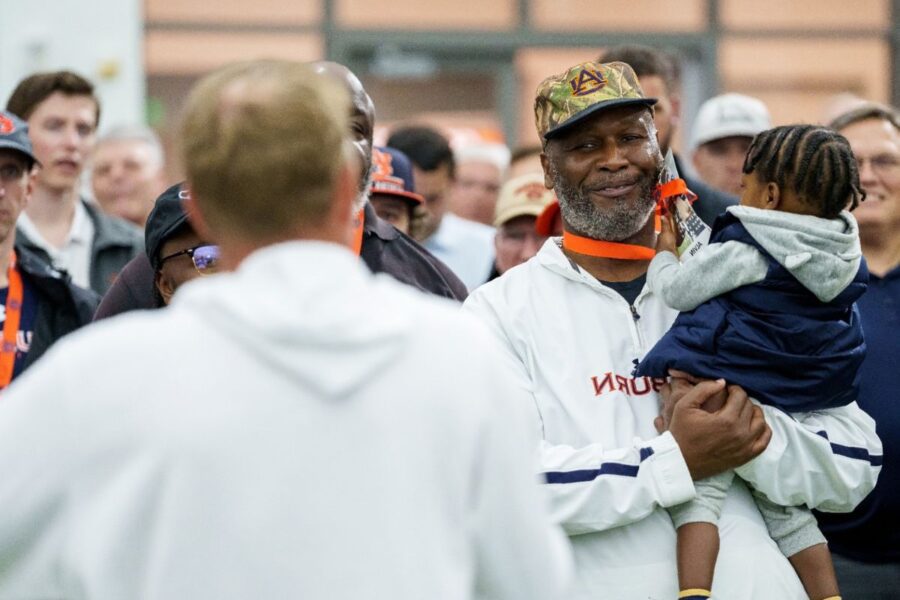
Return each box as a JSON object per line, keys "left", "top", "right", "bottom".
{"left": 463, "top": 60, "right": 882, "bottom": 600}
{"left": 0, "top": 60, "right": 572, "bottom": 600}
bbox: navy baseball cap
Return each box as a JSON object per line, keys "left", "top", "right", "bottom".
{"left": 145, "top": 182, "right": 192, "bottom": 271}
{"left": 0, "top": 111, "right": 38, "bottom": 167}
{"left": 369, "top": 146, "right": 424, "bottom": 205}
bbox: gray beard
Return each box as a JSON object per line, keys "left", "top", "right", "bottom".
{"left": 354, "top": 164, "right": 374, "bottom": 212}
{"left": 550, "top": 163, "right": 659, "bottom": 242}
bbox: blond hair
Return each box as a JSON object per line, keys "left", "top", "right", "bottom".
{"left": 179, "top": 60, "right": 348, "bottom": 241}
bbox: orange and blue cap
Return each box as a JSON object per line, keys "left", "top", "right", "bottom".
{"left": 369, "top": 146, "right": 424, "bottom": 205}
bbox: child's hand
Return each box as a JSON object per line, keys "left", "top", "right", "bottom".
{"left": 655, "top": 213, "right": 678, "bottom": 256}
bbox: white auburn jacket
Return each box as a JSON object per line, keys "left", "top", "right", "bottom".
{"left": 464, "top": 239, "right": 882, "bottom": 600}
{"left": 0, "top": 242, "right": 572, "bottom": 600}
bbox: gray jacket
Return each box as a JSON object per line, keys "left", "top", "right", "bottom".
{"left": 16, "top": 199, "right": 143, "bottom": 296}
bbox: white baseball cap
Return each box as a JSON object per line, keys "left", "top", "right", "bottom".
{"left": 454, "top": 143, "right": 511, "bottom": 172}
{"left": 690, "top": 93, "right": 772, "bottom": 149}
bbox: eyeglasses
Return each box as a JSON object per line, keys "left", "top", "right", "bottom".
{"left": 159, "top": 244, "right": 220, "bottom": 275}
{"left": 857, "top": 154, "right": 900, "bottom": 177}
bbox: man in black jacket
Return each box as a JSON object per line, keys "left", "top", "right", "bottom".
{"left": 599, "top": 45, "right": 736, "bottom": 227}
{"left": 14, "top": 245, "right": 98, "bottom": 371}
{"left": 0, "top": 110, "right": 97, "bottom": 387}
{"left": 313, "top": 62, "right": 467, "bottom": 300}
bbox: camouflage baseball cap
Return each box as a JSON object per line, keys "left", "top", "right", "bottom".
{"left": 534, "top": 61, "right": 656, "bottom": 140}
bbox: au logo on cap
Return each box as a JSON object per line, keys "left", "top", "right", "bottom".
{"left": 372, "top": 148, "right": 395, "bottom": 178}
{"left": 372, "top": 148, "right": 404, "bottom": 186}
{"left": 569, "top": 67, "right": 606, "bottom": 97}
{"left": 516, "top": 182, "right": 547, "bottom": 201}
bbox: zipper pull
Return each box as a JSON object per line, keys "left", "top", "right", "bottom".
{"left": 630, "top": 304, "right": 640, "bottom": 321}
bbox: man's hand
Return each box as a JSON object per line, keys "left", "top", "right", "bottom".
{"left": 656, "top": 370, "right": 726, "bottom": 434}
{"left": 655, "top": 213, "right": 678, "bottom": 256}
{"left": 655, "top": 370, "right": 703, "bottom": 433}
{"left": 666, "top": 379, "right": 772, "bottom": 480}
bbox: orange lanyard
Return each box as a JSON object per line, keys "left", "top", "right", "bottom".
{"left": 0, "top": 252, "right": 23, "bottom": 389}
{"left": 562, "top": 231, "right": 656, "bottom": 260}
{"left": 351, "top": 209, "right": 365, "bottom": 256}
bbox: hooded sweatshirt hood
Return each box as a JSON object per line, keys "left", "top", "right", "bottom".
{"left": 727, "top": 205, "right": 862, "bottom": 303}
{"left": 172, "top": 241, "right": 417, "bottom": 398}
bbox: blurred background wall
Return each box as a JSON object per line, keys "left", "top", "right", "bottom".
{"left": 0, "top": 0, "right": 145, "bottom": 129}
{"left": 4, "top": 0, "right": 896, "bottom": 178}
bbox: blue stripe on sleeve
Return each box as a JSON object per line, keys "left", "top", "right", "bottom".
{"left": 544, "top": 447, "right": 654, "bottom": 484}
{"left": 545, "top": 463, "right": 638, "bottom": 483}
{"left": 815, "top": 430, "right": 884, "bottom": 466}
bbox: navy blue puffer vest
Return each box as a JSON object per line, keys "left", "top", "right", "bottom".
{"left": 636, "top": 212, "right": 868, "bottom": 412}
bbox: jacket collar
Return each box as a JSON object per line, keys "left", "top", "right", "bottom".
{"left": 537, "top": 238, "right": 607, "bottom": 291}
{"left": 14, "top": 242, "right": 68, "bottom": 282}
{"left": 535, "top": 237, "right": 652, "bottom": 303}
{"left": 81, "top": 199, "right": 141, "bottom": 250}
{"left": 12, "top": 242, "right": 77, "bottom": 305}
{"left": 363, "top": 202, "right": 399, "bottom": 242}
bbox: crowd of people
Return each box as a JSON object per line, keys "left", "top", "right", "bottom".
{"left": 0, "top": 42, "right": 895, "bottom": 600}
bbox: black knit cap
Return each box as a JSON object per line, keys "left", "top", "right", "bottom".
{"left": 145, "top": 182, "right": 192, "bottom": 271}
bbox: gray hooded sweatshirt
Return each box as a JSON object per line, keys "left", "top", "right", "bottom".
{"left": 649, "top": 205, "right": 863, "bottom": 311}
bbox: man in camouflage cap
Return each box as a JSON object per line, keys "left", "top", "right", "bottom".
{"left": 534, "top": 61, "right": 661, "bottom": 243}
{"left": 463, "top": 60, "right": 880, "bottom": 599}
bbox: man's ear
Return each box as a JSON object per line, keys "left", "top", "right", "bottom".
{"left": 669, "top": 91, "right": 683, "bottom": 125}
{"left": 155, "top": 270, "right": 175, "bottom": 306}
{"left": 766, "top": 181, "right": 782, "bottom": 210}
{"left": 334, "top": 158, "right": 357, "bottom": 219}
{"left": 540, "top": 151, "right": 553, "bottom": 190}
{"left": 22, "top": 166, "right": 36, "bottom": 209}
{"left": 327, "top": 156, "right": 360, "bottom": 248}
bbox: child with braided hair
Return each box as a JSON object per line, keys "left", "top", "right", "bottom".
{"left": 636, "top": 124, "right": 878, "bottom": 600}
